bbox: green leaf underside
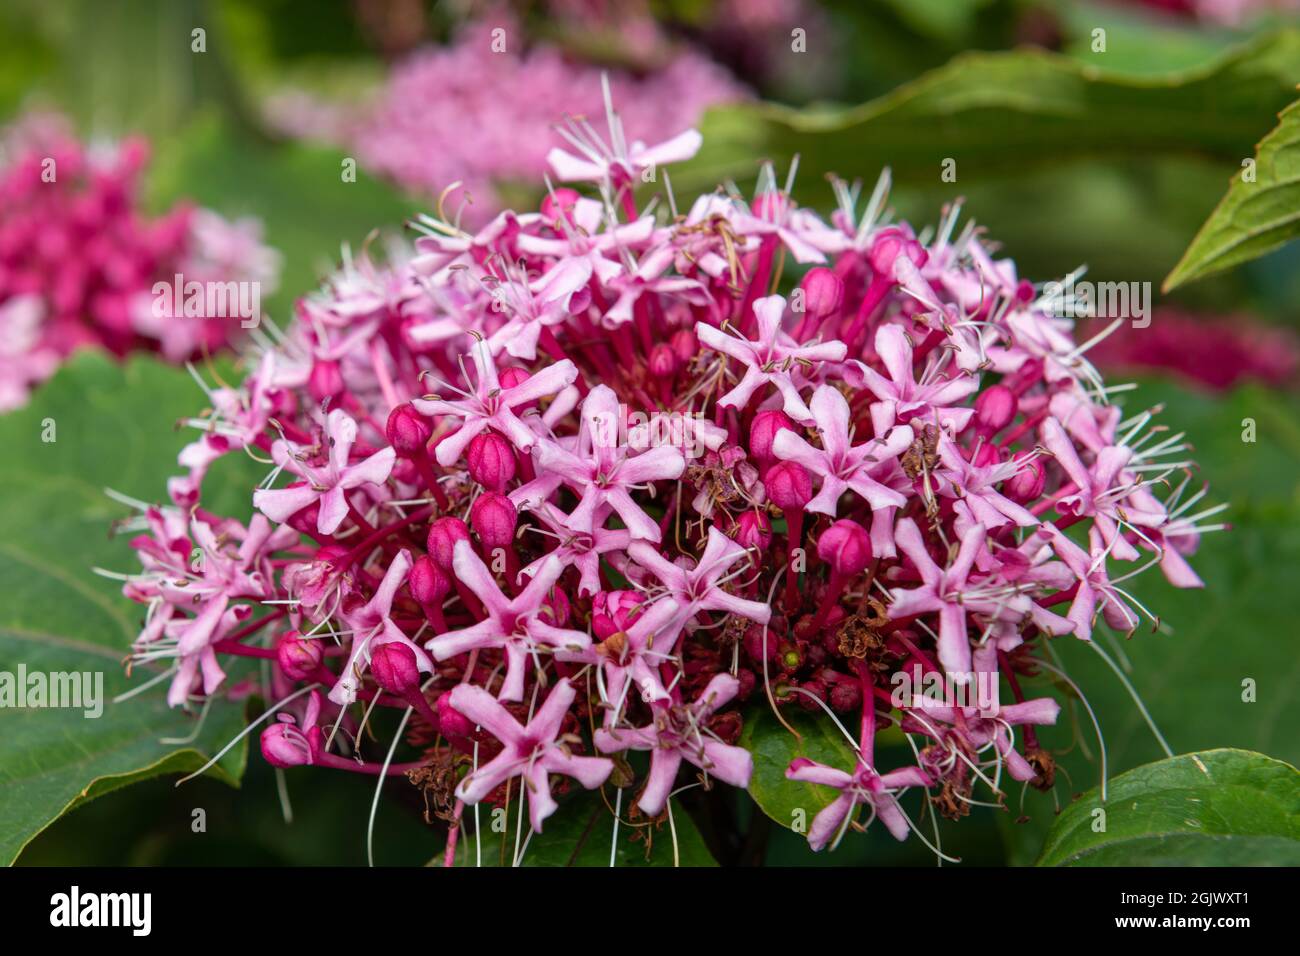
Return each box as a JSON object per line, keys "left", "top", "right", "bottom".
{"left": 1165, "top": 99, "right": 1300, "bottom": 290}
{"left": 0, "top": 353, "right": 263, "bottom": 864}
{"left": 678, "top": 30, "right": 1300, "bottom": 202}
{"left": 1037, "top": 749, "right": 1300, "bottom": 866}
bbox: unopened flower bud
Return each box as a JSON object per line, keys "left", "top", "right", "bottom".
{"left": 817, "top": 519, "right": 872, "bottom": 576}
{"left": 670, "top": 327, "right": 698, "bottom": 364}
{"left": 868, "top": 227, "right": 927, "bottom": 277}
{"left": 409, "top": 553, "right": 451, "bottom": 605}
{"left": 427, "top": 516, "right": 470, "bottom": 570}
{"left": 307, "top": 360, "right": 343, "bottom": 403}
{"left": 1004, "top": 453, "right": 1046, "bottom": 502}
{"left": 735, "top": 510, "right": 772, "bottom": 551}
{"left": 470, "top": 491, "right": 518, "bottom": 549}
{"left": 261, "top": 717, "right": 312, "bottom": 768}
{"left": 541, "top": 187, "right": 582, "bottom": 226}
{"left": 974, "top": 384, "right": 1017, "bottom": 434}
{"left": 277, "top": 630, "right": 322, "bottom": 681}
{"left": 971, "top": 441, "right": 1001, "bottom": 468}
{"left": 799, "top": 267, "right": 843, "bottom": 318}
{"left": 438, "top": 692, "right": 475, "bottom": 738}
{"left": 765, "top": 460, "right": 812, "bottom": 510}
{"left": 796, "top": 677, "right": 827, "bottom": 712}
{"left": 750, "top": 409, "right": 795, "bottom": 465}
{"left": 648, "top": 342, "right": 678, "bottom": 378}
{"left": 385, "top": 402, "right": 433, "bottom": 458}
{"left": 541, "top": 586, "right": 571, "bottom": 627}
{"left": 829, "top": 680, "right": 862, "bottom": 713}
{"left": 371, "top": 642, "right": 422, "bottom": 696}
{"left": 466, "top": 431, "right": 516, "bottom": 491}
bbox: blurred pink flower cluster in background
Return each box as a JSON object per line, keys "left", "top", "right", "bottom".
{"left": 0, "top": 114, "right": 280, "bottom": 410}
{"left": 266, "top": 19, "right": 748, "bottom": 224}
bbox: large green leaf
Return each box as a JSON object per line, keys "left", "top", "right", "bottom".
{"left": 739, "top": 707, "right": 861, "bottom": 831}
{"left": 1164, "top": 100, "right": 1300, "bottom": 291}
{"left": 1001, "top": 379, "right": 1300, "bottom": 864}
{"left": 0, "top": 352, "right": 263, "bottom": 865}
{"left": 448, "top": 790, "right": 716, "bottom": 867}
{"left": 1037, "top": 749, "right": 1300, "bottom": 866}
{"left": 677, "top": 30, "right": 1300, "bottom": 200}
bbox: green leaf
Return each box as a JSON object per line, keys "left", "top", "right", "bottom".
{"left": 1001, "top": 380, "right": 1300, "bottom": 865}
{"left": 1164, "top": 99, "right": 1300, "bottom": 291}
{"left": 739, "top": 706, "right": 860, "bottom": 830}
{"left": 0, "top": 352, "right": 264, "bottom": 865}
{"left": 676, "top": 30, "right": 1300, "bottom": 200}
{"left": 1036, "top": 749, "right": 1300, "bottom": 866}
{"left": 448, "top": 790, "right": 716, "bottom": 866}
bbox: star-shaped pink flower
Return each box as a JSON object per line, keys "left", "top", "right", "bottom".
{"left": 253, "top": 409, "right": 396, "bottom": 536}
{"left": 627, "top": 526, "right": 771, "bottom": 635}
{"left": 772, "top": 384, "right": 913, "bottom": 516}
{"left": 426, "top": 541, "right": 591, "bottom": 701}
{"left": 533, "top": 384, "right": 686, "bottom": 542}
{"left": 696, "top": 294, "right": 846, "bottom": 423}
{"left": 330, "top": 549, "right": 435, "bottom": 705}
{"left": 785, "top": 757, "right": 931, "bottom": 850}
{"left": 595, "top": 672, "right": 753, "bottom": 815}
{"left": 414, "top": 338, "right": 577, "bottom": 466}
{"left": 448, "top": 678, "right": 613, "bottom": 832}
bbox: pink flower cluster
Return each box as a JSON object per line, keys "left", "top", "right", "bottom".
{"left": 0, "top": 116, "right": 280, "bottom": 410}
{"left": 113, "top": 99, "right": 1220, "bottom": 860}
{"left": 266, "top": 21, "right": 746, "bottom": 225}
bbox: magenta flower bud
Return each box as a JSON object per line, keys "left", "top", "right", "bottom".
{"left": 438, "top": 692, "right": 475, "bottom": 739}
{"left": 409, "top": 553, "right": 451, "bottom": 605}
{"left": 541, "top": 187, "right": 582, "bottom": 226}
{"left": 284, "top": 488, "right": 321, "bottom": 535}
{"left": 466, "top": 431, "right": 517, "bottom": 491}
{"left": 749, "top": 409, "right": 796, "bottom": 465}
{"left": 765, "top": 460, "right": 813, "bottom": 510}
{"left": 426, "top": 516, "right": 470, "bottom": 571}
{"left": 974, "top": 384, "right": 1017, "bottom": 434}
{"left": 469, "top": 491, "right": 518, "bottom": 550}
{"left": 261, "top": 718, "right": 312, "bottom": 768}
{"left": 498, "top": 365, "right": 532, "bottom": 394}
{"left": 868, "top": 226, "right": 927, "bottom": 277}
{"left": 796, "top": 677, "right": 827, "bottom": 713}
{"left": 817, "top": 519, "right": 873, "bottom": 576}
{"left": 799, "top": 267, "right": 843, "bottom": 318}
{"left": 648, "top": 342, "right": 678, "bottom": 378}
{"left": 385, "top": 402, "right": 433, "bottom": 458}
{"left": 829, "top": 679, "right": 862, "bottom": 713}
{"left": 371, "top": 642, "right": 422, "bottom": 696}
{"left": 971, "top": 441, "right": 1002, "bottom": 468}
{"left": 307, "top": 360, "right": 343, "bottom": 403}
{"left": 541, "top": 585, "right": 571, "bottom": 627}
{"left": 670, "top": 327, "right": 698, "bottom": 365}
{"left": 1004, "top": 453, "right": 1046, "bottom": 502}
{"left": 277, "top": 630, "right": 323, "bottom": 681}
{"left": 735, "top": 510, "right": 772, "bottom": 551}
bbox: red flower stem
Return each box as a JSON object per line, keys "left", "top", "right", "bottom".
{"left": 782, "top": 506, "right": 804, "bottom": 612}
{"left": 413, "top": 454, "right": 451, "bottom": 510}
